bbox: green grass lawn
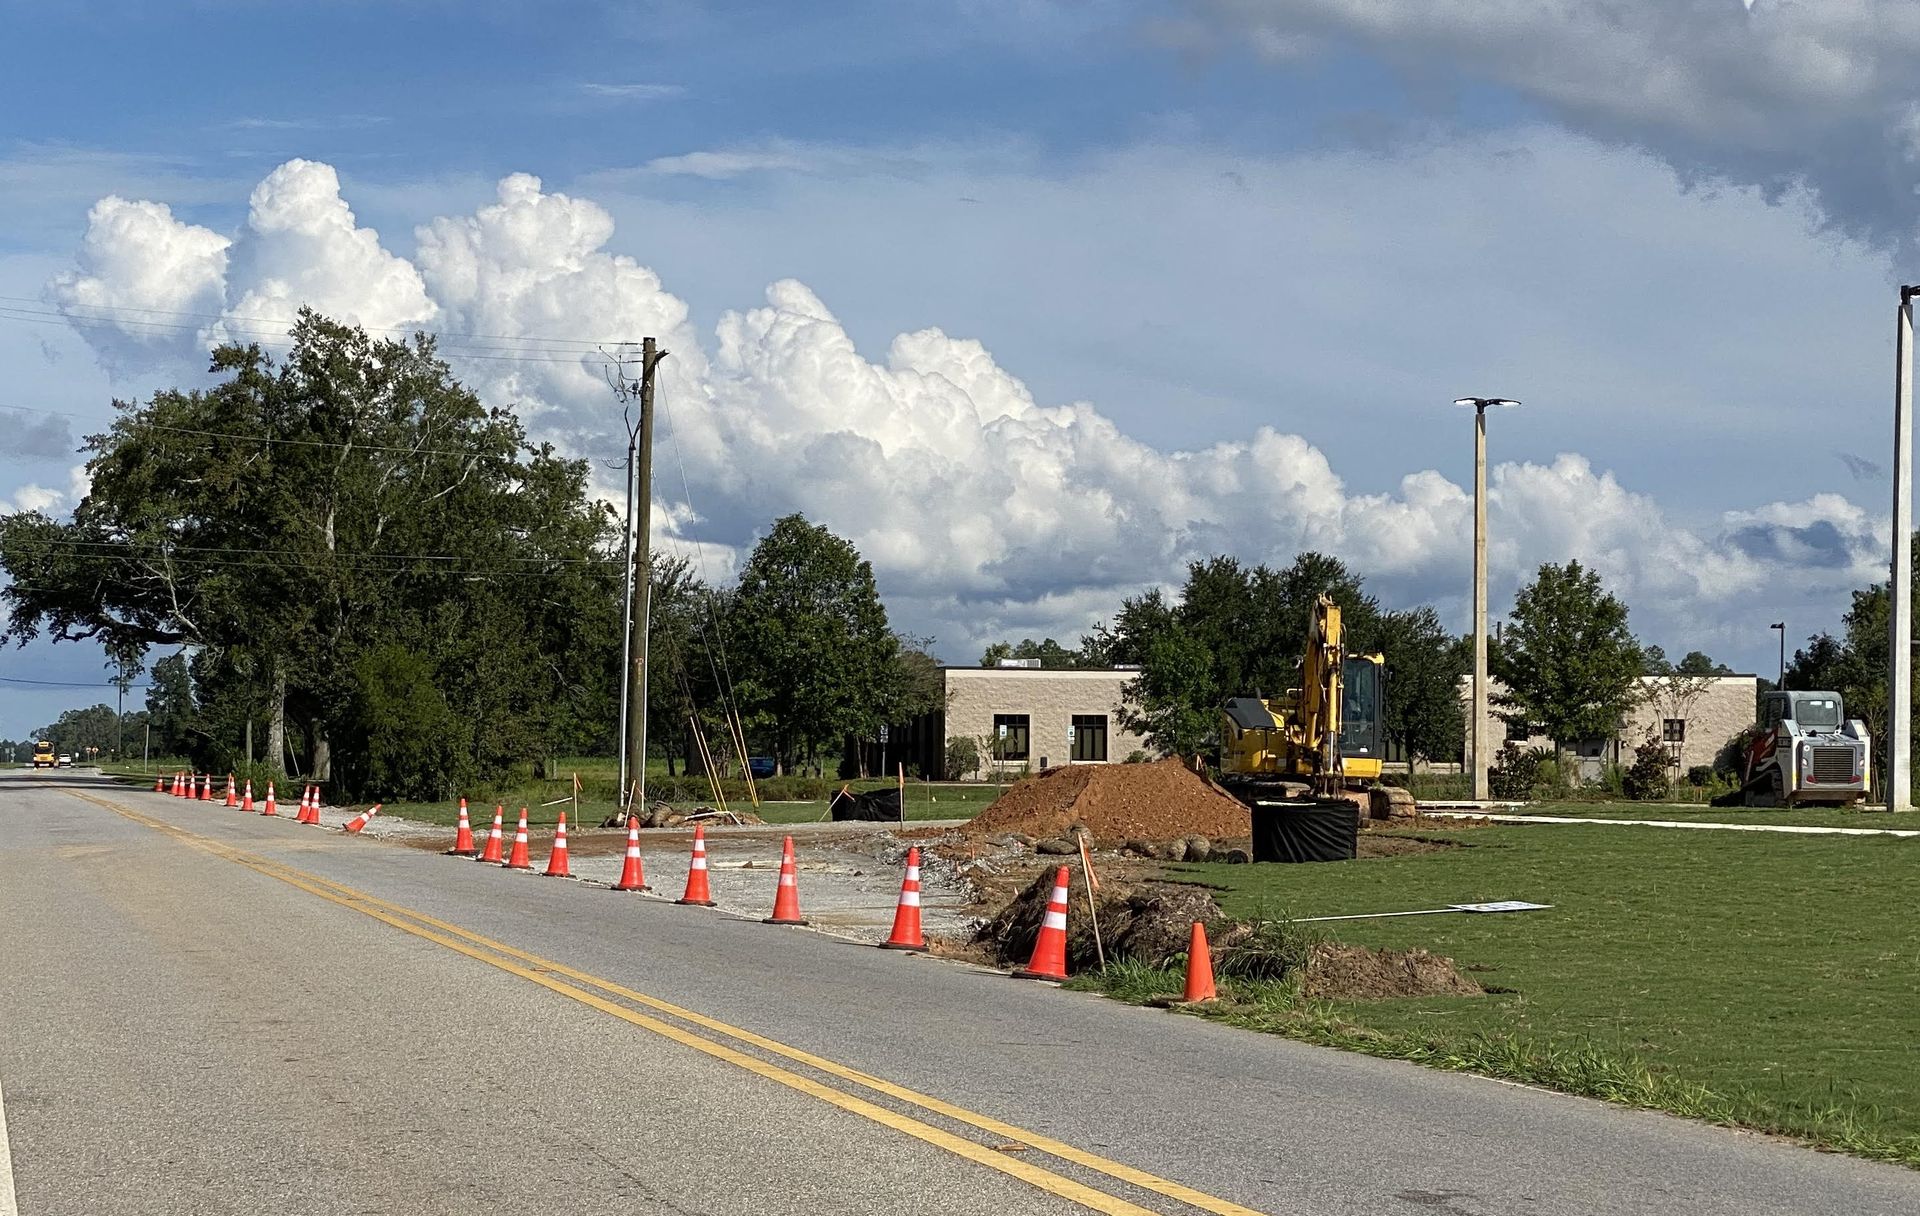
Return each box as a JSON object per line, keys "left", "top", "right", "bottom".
{"left": 1150, "top": 824, "right": 1920, "bottom": 1164}
{"left": 1496, "top": 802, "right": 1916, "bottom": 831}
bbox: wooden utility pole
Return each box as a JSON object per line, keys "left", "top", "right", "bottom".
{"left": 624, "top": 338, "right": 666, "bottom": 819}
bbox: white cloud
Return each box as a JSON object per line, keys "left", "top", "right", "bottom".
{"left": 45, "top": 196, "right": 229, "bottom": 372}
{"left": 221, "top": 159, "right": 436, "bottom": 339}
{"left": 39, "top": 154, "right": 1899, "bottom": 669}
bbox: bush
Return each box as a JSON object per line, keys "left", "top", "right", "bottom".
{"left": 1489, "top": 742, "right": 1539, "bottom": 799}
{"left": 1623, "top": 732, "right": 1672, "bottom": 801}
{"left": 1124, "top": 750, "right": 1148, "bottom": 764}
{"left": 1685, "top": 765, "right": 1714, "bottom": 788}
{"left": 943, "top": 735, "right": 979, "bottom": 781}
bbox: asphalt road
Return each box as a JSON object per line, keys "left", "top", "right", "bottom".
{"left": 2, "top": 769, "right": 1916, "bottom": 1215}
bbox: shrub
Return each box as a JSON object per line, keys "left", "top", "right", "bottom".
{"left": 1124, "top": 750, "right": 1148, "bottom": 764}
{"left": 943, "top": 735, "right": 980, "bottom": 781}
{"left": 1489, "top": 742, "right": 1539, "bottom": 799}
{"left": 1623, "top": 732, "right": 1672, "bottom": 801}
{"left": 1685, "top": 765, "right": 1714, "bottom": 788}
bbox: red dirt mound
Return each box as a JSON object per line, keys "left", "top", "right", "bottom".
{"left": 963, "top": 758, "right": 1250, "bottom": 843}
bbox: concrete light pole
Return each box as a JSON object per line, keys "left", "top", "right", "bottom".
{"left": 1454, "top": 398, "right": 1521, "bottom": 802}
{"left": 1890, "top": 289, "right": 1915, "bottom": 812}
{"left": 1769, "top": 622, "right": 1785, "bottom": 689}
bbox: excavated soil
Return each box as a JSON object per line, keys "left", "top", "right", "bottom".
{"left": 975, "top": 868, "right": 1482, "bottom": 1001}
{"left": 1299, "top": 943, "right": 1483, "bottom": 1000}
{"left": 963, "top": 759, "right": 1251, "bottom": 843}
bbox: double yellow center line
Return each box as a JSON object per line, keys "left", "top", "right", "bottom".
{"left": 72, "top": 791, "right": 1267, "bottom": 1216}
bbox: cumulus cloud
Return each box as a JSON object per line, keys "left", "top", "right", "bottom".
{"left": 1185, "top": 0, "right": 1920, "bottom": 240}
{"left": 222, "top": 159, "right": 436, "bottom": 340}
{"left": 39, "top": 157, "right": 1897, "bottom": 665}
{"left": 45, "top": 195, "right": 228, "bottom": 372}
{"left": 1, "top": 463, "right": 89, "bottom": 516}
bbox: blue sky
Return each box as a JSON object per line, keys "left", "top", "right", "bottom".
{"left": 3, "top": 1, "right": 1917, "bottom": 735}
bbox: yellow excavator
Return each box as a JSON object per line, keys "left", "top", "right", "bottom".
{"left": 1217, "top": 595, "right": 1385, "bottom": 796}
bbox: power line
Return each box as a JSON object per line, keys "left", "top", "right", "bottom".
{"left": 0, "top": 402, "right": 609, "bottom": 461}
{"left": 0, "top": 293, "right": 622, "bottom": 350}
{"left": 0, "top": 302, "right": 626, "bottom": 365}
{"left": 10, "top": 535, "right": 621, "bottom": 565}
{"left": 0, "top": 675, "right": 152, "bottom": 689}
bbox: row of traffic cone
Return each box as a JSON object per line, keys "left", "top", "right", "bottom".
{"left": 158, "top": 773, "right": 348, "bottom": 831}
{"left": 439, "top": 805, "right": 928, "bottom": 949}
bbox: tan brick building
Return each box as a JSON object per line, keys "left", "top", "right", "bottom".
{"left": 899, "top": 665, "right": 1149, "bottom": 779}
{"left": 1462, "top": 674, "right": 1758, "bottom": 781}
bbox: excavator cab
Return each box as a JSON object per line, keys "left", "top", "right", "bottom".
{"left": 1336, "top": 656, "right": 1384, "bottom": 782}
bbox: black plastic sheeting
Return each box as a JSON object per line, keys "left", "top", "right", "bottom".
{"left": 828, "top": 787, "right": 902, "bottom": 822}
{"left": 1250, "top": 802, "right": 1357, "bottom": 863}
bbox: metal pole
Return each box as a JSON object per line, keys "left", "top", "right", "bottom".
{"left": 625, "top": 338, "right": 662, "bottom": 817}
{"left": 617, "top": 431, "right": 637, "bottom": 801}
{"left": 1471, "top": 404, "right": 1490, "bottom": 802}
{"left": 1890, "top": 290, "right": 1915, "bottom": 812}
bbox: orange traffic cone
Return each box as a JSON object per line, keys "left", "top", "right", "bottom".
{"left": 502, "top": 807, "right": 532, "bottom": 869}
{"left": 880, "top": 847, "right": 927, "bottom": 950}
{"left": 676, "top": 825, "right": 715, "bottom": 906}
{"left": 198, "top": 773, "right": 212, "bottom": 801}
{"left": 543, "top": 811, "right": 571, "bottom": 878}
{"left": 176, "top": 772, "right": 188, "bottom": 798}
{"left": 446, "top": 799, "right": 478, "bottom": 856}
{"left": 1012, "top": 866, "right": 1071, "bottom": 981}
{"left": 169, "top": 772, "right": 180, "bottom": 797}
{"left": 308, "top": 785, "right": 324, "bottom": 825}
{"left": 763, "top": 836, "right": 808, "bottom": 926}
{"left": 611, "top": 816, "right": 649, "bottom": 891}
{"left": 153, "top": 774, "right": 165, "bottom": 793}
{"left": 240, "top": 779, "right": 255, "bottom": 813}
{"left": 1181, "top": 921, "right": 1218, "bottom": 1003}
{"left": 261, "top": 780, "right": 279, "bottom": 817}
{"left": 223, "top": 775, "right": 238, "bottom": 808}
{"left": 294, "top": 785, "right": 312, "bottom": 824}
{"left": 343, "top": 803, "right": 382, "bottom": 834}
{"left": 477, "top": 806, "right": 505, "bottom": 863}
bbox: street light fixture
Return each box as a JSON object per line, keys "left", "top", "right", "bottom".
{"left": 1453, "top": 397, "right": 1522, "bottom": 803}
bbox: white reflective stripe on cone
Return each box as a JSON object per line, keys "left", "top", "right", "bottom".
{"left": 906, "top": 866, "right": 921, "bottom": 880}
{"left": 901, "top": 891, "right": 921, "bottom": 907}
{"left": 691, "top": 858, "right": 708, "bottom": 870}
{"left": 1042, "top": 910, "right": 1067, "bottom": 930}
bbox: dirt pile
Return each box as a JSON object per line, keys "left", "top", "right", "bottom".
{"left": 974, "top": 869, "right": 1482, "bottom": 1000}
{"left": 964, "top": 758, "right": 1251, "bottom": 844}
{"left": 1299, "top": 943, "right": 1482, "bottom": 1000}
{"left": 973, "top": 868, "right": 1223, "bottom": 971}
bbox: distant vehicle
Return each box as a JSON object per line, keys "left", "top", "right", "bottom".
{"left": 747, "top": 756, "right": 777, "bottom": 780}
{"left": 32, "top": 740, "right": 55, "bottom": 768}
{"left": 1736, "top": 690, "right": 1869, "bottom": 807}
{"left": 57, "top": 753, "right": 74, "bottom": 768}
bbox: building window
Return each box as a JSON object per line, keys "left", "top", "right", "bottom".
{"left": 1504, "top": 718, "right": 1532, "bottom": 742}
{"left": 992, "top": 714, "right": 1030, "bottom": 761}
{"left": 1663, "top": 718, "right": 1685, "bottom": 743}
{"left": 1071, "top": 715, "right": 1108, "bottom": 762}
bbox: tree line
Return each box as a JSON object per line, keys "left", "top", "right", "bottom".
{"left": 0, "top": 314, "right": 936, "bottom": 797}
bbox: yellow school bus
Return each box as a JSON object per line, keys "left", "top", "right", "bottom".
{"left": 32, "top": 739, "right": 56, "bottom": 768}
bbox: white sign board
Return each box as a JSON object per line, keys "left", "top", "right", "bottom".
{"left": 1449, "top": 901, "right": 1552, "bottom": 914}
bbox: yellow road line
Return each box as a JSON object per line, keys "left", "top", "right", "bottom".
{"left": 72, "top": 791, "right": 1269, "bottom": 1216}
